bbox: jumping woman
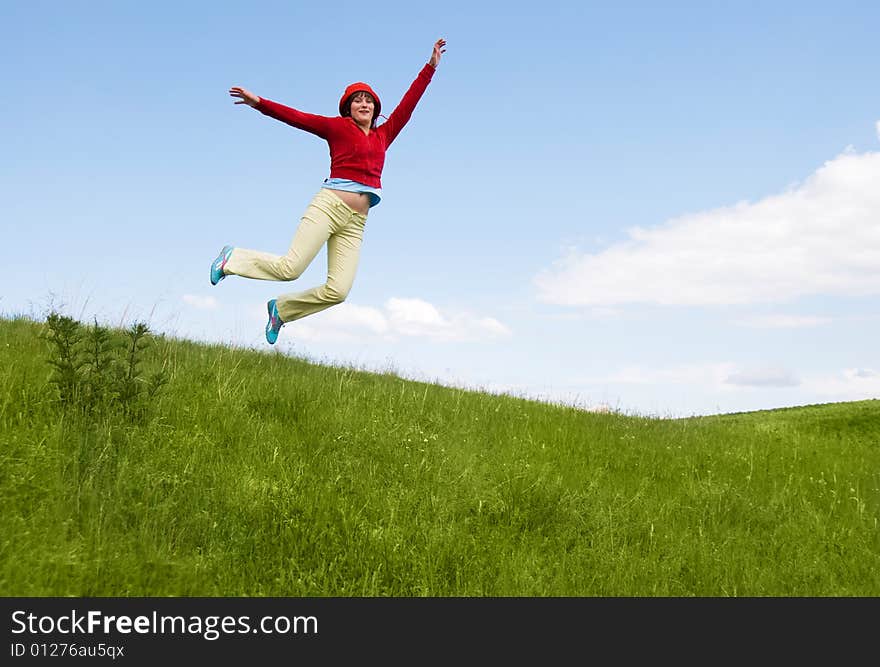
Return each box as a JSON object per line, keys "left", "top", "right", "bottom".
{"left": 212, "top": 38, "right": 447, "bottom": 344}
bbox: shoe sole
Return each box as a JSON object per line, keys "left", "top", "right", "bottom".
{"left": 266, "top": 300, "right": 280, "bottom": 344}
{"left": 210, "top": 246, "right": 233, "bottom": 286}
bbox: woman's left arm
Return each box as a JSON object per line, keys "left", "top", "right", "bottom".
{"left": 383, "top": 38, "right": 446, "bottom": 146}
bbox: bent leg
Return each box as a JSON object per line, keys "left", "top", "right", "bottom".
{"left": 276, "top": 210, "right": 365, "bottom": 323}
{"left": 224, "top": 198, "right": 333, "bottom": 282}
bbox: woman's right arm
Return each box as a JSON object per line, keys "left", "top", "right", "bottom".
{"left": 229, "top": 86, "right": 333, "bottom": 139}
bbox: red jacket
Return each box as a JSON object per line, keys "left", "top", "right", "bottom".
{"left": 254, "top": 64, "right": 436, "bottom": 189}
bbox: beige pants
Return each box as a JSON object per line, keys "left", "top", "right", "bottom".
{"left": 224, "top": 188, "right": 367, "bottom": 323}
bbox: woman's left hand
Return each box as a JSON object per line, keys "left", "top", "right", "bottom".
{"left": 429, "top": 38, "right": 447, "bottom": 68}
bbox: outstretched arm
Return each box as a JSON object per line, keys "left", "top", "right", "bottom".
{"left": 383, "top": 38, "right": 447, "bottom": 146}
{"left": 228, "top": 85, "right": 333, "bottom": 138}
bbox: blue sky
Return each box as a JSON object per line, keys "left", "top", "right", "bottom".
{"left": 4, "top": 0, "right": 879, "bottom": 416}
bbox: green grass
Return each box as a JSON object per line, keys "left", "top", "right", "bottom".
{"left": 1, "top": 314, "right": 878, "bottom": 596}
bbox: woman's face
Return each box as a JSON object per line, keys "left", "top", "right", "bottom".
{"left": 349, "top": 92, "right": 375, "bottom": 127}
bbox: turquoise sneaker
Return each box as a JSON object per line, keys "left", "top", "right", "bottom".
{"left": 210, "top": 245, "right": 234, "bottom": 285}
{"left": 265, "top": 299, "right": 283, "bottom": 344}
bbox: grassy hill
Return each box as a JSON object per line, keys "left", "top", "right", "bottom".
{"left": 1, "top": 315, "right": 878, "bottom": 596}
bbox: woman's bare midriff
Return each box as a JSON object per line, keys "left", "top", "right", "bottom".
{"left": 327, "top": 189, "right": 370, "bottom": 215}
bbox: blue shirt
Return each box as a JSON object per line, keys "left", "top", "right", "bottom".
{"left": 321, "top": 178, "right": 382, "bottom": 208}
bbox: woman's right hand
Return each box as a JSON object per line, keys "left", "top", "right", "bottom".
{"left": 229, "top": 86, "right": 260, "bottom": 107}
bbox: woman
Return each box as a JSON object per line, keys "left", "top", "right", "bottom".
{"left": 212, "top": 38, "right": 447, "bottom": 344}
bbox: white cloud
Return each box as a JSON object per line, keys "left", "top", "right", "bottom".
{"left": 292, "top": 303, "right": 388, "bottom": 342}
{"left": 723, "top": 366, "right": 801, "bottom": 388}
{"left": 552, "top": 361, "right": 878, "bottom": 417}
{"left": 535, "top": 145, "right": 880, "bottom": 307}
{"left": 182, "top": 294, "right": 219, "bottom": 310}
{"left": 386, "top": 297, "right": 511, "bottom": 342}
{"left": 734, "top": 314, "right": 832, "bottom": 329}
{"left": 598, "top": 363, "right": 738, "bottom": 386}
{"left": 584, "top": 362, "right": 804, "bottom": 390}
{"left": 802, "top": 367, "right": 880, "bottom": 400}
{"left": 291, "top": 297, "right": 511, "bottom": 343}
{"left": 386, "top": 297, "right": 447, "bottom": 336}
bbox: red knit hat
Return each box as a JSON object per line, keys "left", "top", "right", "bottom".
{"left": 339, "top": 82, "right": 382, "bottom": 122}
